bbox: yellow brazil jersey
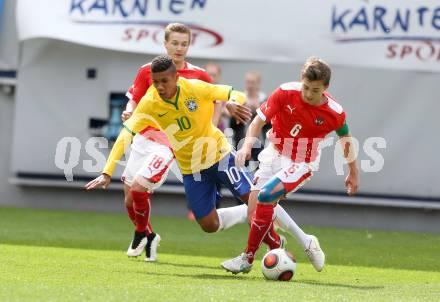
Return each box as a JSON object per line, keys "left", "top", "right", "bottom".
{"left": 102, "top": 77, "right": 246, "bottom": 176}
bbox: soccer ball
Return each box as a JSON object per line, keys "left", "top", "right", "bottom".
{"left": 261, "top": 248, "right": 296, "bottom": 281}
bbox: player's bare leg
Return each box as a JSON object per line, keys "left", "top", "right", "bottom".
{"left": 196, "top": 209, "right": 221, "bottom": 233}
{"left": 196, "top": 199, "right": 248, "bottom": 233}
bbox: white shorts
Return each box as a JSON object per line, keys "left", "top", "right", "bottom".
{"left": 121, "top": 134, "right": 175, "bottom": 191}
{"left": 251, "top": 144, "right": 320, "bottom": 195}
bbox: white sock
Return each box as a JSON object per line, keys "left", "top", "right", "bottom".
{"left": 217, "top": 204, "right": 248, "bottom": 232}
{"left": 274, "top": 204, "right": 310, "bottom": 249}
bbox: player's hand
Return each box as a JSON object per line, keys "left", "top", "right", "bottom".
{"left": 226, "top": 101, "right": 252, "bottom": 124}
{"left": 235, "top": 146, "right": 252, "bottom": 167}
{"left": 345, "top": 171, "right": 359, "bottom": 196}
{"left": 85, "top": 174, "right": 111, "bottom": 190}
{"left": 121, "top": 110, "right": 132, "bottom": 122}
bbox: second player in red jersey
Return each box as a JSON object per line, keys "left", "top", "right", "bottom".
{"left": 125, "top": 61, "right": 213, "bottom": 147}
{"left": 127, "top": 61, "right": 212, "bottom": 103}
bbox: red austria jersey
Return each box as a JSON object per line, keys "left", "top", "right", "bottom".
{"left": 126, "top": 62, "right": 212, "bottom": 103}
{"left": 125, "top": 62, "right": 213, "bottom": 147}
{"left": 257, "top": 82, "right": 346, "bottom": 163}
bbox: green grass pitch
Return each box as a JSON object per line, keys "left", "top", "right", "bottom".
{"left": 1, "top": 206, "right": 439, "bottom": 301}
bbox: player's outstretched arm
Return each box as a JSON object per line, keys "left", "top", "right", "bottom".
{"left": 84, "top": 127, "right": 133, "bottom": 192}
{"left": 236, "top": 116, "right": 266, "bottom": 167}
{"left": 85, "top": 174, "right": 111, "bottom": 190}
{"left": 85, "top": 94, "right": 153, "bottom": 191}
{"left": 338, "top": 133, "right": 359, "bottom": 195}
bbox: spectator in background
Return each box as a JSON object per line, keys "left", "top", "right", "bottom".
{"left": 229, "top": 71, "right": 267, "bottom": 153}
{"left": 244, "top": 71, "right": 266, "bottom": 114}
{"left": 244, "top": 71, "right": 268, "bottom": 163}
{"left": 206, "top": 62, "right": 227, "bottom": 132}
{"left": 205, "top": 61, "right": 222, "bottom": 83}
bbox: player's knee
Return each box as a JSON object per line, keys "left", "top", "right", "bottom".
{"left": 258, "top": 177, "right": 285, "bottom": 203}
{"left": 258, "top": 187, "right": 286, "bottom": 204}
{"left": 239, "top": 192, "right": 250, "bottom": 203}
{"left": 200, "top": 221, "right": 219, "bottom": 233}
{"left": 257, "top": 188, "right": 275, "bottom": 203}
{"left": 247, "top": 208, "right": 253, "bottom": 219}
{"left": 124, "top": 195, "right": 133, "bottom": 207}
{"left": 132, "top": 177, "right": 154, "bottom": 192}
{"left": 130, "top": 181, "right": 145, "bottom": 192}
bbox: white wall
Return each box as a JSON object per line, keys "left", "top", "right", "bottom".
{"left": 0, "top": 0, "right": 19, "bottom": 69}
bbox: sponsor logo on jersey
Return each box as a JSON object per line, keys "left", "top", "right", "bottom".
{"left": 315, "top": 117, "right": 324, "bottom": 126}
{"left": 287, "top": 105, "right": 296, "bottom": 114}
{"left": 185, "top": 98, "right": 198, "bottom": 112}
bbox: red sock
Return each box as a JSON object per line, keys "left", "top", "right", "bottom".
{"left": 125, "top": 205, "right": 136, "bottom": 225}
{"left": 245, "top": 203, "right": 274, "bottom": 263}
{"left": 262, "top": 224, "right": 281, "bottom": 250}
{"left": 126, "top": 205, "right": 152, "bottom": 234}
{"left": 146, "top": 222, "right": 153, "bottom": 236}
{"left": 250, "top": 211, "right": 281, "bottom": 250}
{"left": 131, "top": 191, "right": 151, "bottom": 233}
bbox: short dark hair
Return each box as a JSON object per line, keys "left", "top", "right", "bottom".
{"left": 165, "top": 23, "right": 191, "bottom": 43}
{"left": 301, "top": 57, "right": 331, "bottom": 86}
{"left": 151, "top": 55, "right": 176, "bottom": 73}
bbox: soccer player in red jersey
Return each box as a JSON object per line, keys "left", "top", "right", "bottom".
{"left": 221, "top": 57, "right": 360, "bottom": 274}
{"left": 124, "top": 23, "right": 214, "bottom": 223}
{"left": 86, "top": 23, "right": 215, "bottom": 262}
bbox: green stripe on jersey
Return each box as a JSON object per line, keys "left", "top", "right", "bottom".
{"left": 336, "top": 121, "right": 349, "bottom": 136}
{"left": 123, "top": 124, "right": 136, "bottom": 136}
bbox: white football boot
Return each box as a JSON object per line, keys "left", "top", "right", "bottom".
{"left": 145, "top": 233, "right": 161, "bottom": 262}
{"left": 221, "top": 252, "right": 253, "bottom": 274}
{"left": 304, "top": 235, "right": 325, "bottom": 272}
{"left": 127, "top": 231, "right": 148, "bottom": 257}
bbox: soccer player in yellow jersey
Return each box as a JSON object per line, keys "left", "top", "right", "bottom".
{"left": 86, "top": 55, "right": 255, "bottom": 233}
{"left": 87, "top": 56, "right": 331, "bottom": 267}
